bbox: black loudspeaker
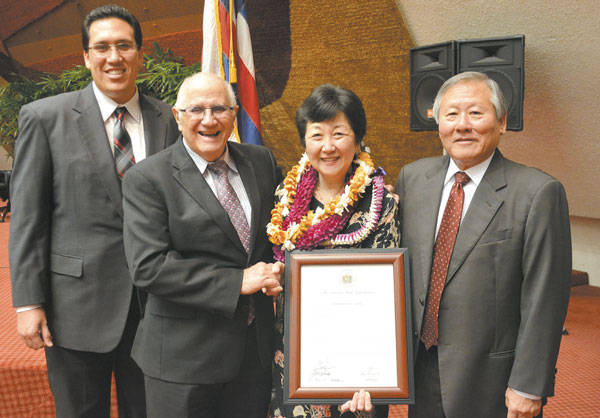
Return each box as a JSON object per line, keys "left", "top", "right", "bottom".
{"left": 457, "top": 35, "right": 525, "bottom": 131}
{"left": 409, "top": 35, "right": 525, "bottom": 131}
{"left": 409, "top": 41, "right": 456, "bottom": 131}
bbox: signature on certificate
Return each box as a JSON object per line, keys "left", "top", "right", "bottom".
{"left": 309, "top": 360, "right": 341, "bottom": 383}
{"left": 361, "top": 366, "right": 382, "bottom": 383}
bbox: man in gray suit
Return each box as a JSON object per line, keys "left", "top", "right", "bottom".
{"left": 395, "top": 72, "right": 571, "bottom": 418}
{"left": 122, "top": 72, "right": 283, "bottom": 418}
{"left": 9, "top": 5, "right": 178, "bottom": 417}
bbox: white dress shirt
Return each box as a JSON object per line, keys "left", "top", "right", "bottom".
{"left": 434, "top": 152, "right": 494, "bottom": 239}
{"left": 92, "top": 82, "right": 147, "bottom": 162}
{"left": 182, "top": 139, "right": 252, "bottom": 225}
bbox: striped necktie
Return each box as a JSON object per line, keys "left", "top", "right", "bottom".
{"left": 113, "top": 107, "right": 136, "bottom": 178}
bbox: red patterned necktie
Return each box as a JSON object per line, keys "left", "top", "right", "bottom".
{"left": 421, "top": 171, "right": 470, "bottom": 349}
{"left": 113, "top": 107, "right": 136, "bottom": 178}
{"left": 208, "top": 160, "right": 254, "bottom": 323}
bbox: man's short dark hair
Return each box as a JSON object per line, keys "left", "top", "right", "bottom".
{"left": 296, "top": 84, "right": 366, "bottom": 147}
{"left": 82, "top": 4, "right": 142, "bottom": 51}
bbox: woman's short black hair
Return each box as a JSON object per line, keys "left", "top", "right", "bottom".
{"left": 82, "top": 4, "right": 142, "bottom": 51}
{"left": 296, "top": 84, "right": 366, "bottom": 147}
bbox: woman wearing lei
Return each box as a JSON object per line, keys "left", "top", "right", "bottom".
{"left": 267, "top": 84, "right": 400, "bottom": 418}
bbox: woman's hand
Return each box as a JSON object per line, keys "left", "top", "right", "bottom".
{"left": 339, "top": 389, "right": 374, "bottom": 415}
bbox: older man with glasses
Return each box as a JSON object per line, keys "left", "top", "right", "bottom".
{"left": 121, "top": 71, "right": 284, "bottom": 418}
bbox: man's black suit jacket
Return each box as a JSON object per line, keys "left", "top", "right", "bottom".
{"left": 122, "top": 139, "right": 281, "bottom": 384}
{"left": 10, "top": 83, "right": 179, "bottom": 352}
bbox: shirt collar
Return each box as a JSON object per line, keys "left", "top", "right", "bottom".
{"left": 92, "top": 81, "right": 141, "bottom": 123}
{"left": 444, "top": 150, "right": 495, "bottom": 187}
{"left": 182, "top": 139, "right": 238, "bottom": 174}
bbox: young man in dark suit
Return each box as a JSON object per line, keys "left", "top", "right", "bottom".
{"left": 10, "top": 5, "right": 179, "bottom": 417}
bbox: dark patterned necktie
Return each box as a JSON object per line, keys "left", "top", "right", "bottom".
{"left": 207, "top": 160, "right": 251, "bottom": 252}
{"left": 208, "top": 160, "right": 254, "bottom": 323}
{"left": 421, "top": 171, "right": 470, "bottom": 349}
{"left": 113, "top": 107, "right": 136, "bottom": 178}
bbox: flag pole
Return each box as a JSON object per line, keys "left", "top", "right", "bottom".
{"left": 228, "top": 0, "right": 237, "bottom": 84}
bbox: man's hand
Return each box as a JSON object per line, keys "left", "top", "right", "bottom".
{"left": 262, "top": 261, "right": 284, "bottom": 296}
{"left": 242, "top": 261, "right": 284, "bottom": 296}
{"left": 16, "top": 308, "right": 53, "bottom": 350}
{"left": 506, "top": 388, "right": 542, "bottom": 418}
{"left": 339, "top": 389, "right": 374, "bottom": 415}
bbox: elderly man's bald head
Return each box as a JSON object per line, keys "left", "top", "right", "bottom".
{"left": 172, "top": 72, "right": 239, "bottom": 162}
{"left": 175, "top": 72, "right": 237, "bottom": 109}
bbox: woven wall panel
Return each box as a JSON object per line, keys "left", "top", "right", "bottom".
{"left": 251, "top": 0, "right": 441, "bottom": 178}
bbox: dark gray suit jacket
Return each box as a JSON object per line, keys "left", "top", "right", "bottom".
{"left": 122, "top": 139, "right": 281, "bottom": 384}
{"left": 10, "top": 83, "right": 179, "bottom": 352}
{"left": 395, "top": 150, "right": 571, "bottom": 418}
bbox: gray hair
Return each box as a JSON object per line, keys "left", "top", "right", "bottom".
{"left": 432, "top": 71, "right": 507, "bottom": 123}
{"left": 175, "top": 72, "right": 237, "bottom": 109}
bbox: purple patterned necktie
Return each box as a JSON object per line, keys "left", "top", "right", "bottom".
{"left": 113, "top": 107, "right": 136, "bottom": 178}
{"left": 207, "top": 160, "right": 251, "bottom": 252}
{"left": 421, "top": 172, "right": 470, "bottom": 349}
{"left": 208, "top": 160, "right": 254, "bottom": 324}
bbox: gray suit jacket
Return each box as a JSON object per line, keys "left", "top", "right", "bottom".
{"left": 395, "top": 150, "right": 571, "bottom": 418}
{"left": 9, "top": 83, "right": 179, "bottom": 352}
{"left": 122, "top": 139, "right": 281, "bottom": 384}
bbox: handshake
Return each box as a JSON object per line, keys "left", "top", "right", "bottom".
{"left": 242, "top": 261, "right": 285, "bottom": 296}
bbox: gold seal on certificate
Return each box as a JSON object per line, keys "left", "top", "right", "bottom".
{"left": 339, "top": 270, "right": 354, "bottom": 285}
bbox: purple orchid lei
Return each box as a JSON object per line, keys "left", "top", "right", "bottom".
{"left": 272, "top": 166, "right": 385, "bottom": 263}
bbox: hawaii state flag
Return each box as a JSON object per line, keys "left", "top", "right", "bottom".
{"left": 202, "top": 0, "right": 263, "bottom": 145}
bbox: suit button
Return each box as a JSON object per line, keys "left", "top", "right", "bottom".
{"left": 242, "top": 305, "right": 249, "bottom": 312}
{"left": 419, "top": 297, "right": 425, "bottom": 306}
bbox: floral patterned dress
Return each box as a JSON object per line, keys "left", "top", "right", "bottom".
{"left": 269, "top": 182, "right": 400, "bottom": 418}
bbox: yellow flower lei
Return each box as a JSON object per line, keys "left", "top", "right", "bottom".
{"left": 267, "top": 152, "right": 374, "bottom": 251}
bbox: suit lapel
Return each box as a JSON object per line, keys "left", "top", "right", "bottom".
{"left": 446, "top": 151, "right": 506, "bottom": 284}
{"left": 140, "top": 94, "right": 169, "bottom": 156}
{"left": 417, "top": 158, "right": 448, "bottom": 292}
{"left": 73, "top": 84, "right": 124, "bottom": 218}
{"left": 171, "top": 140, "right": 247, "bottom": 255}
{"left": 229, "top": 143, "right": 262, "bottom": 260}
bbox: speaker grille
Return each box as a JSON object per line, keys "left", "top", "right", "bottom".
{"left": 409, "top": 41, "right": 456, "bottom": 131}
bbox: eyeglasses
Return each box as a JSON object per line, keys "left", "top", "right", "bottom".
{"left": 178, "top": 105, "right": 235, "bottom": 119}
{"left": 89, "top": 42, "right": 136, "bottom": 55}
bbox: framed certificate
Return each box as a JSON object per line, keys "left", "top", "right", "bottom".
{"left": 283, "top": 248, "right": 414, "bottom": 405}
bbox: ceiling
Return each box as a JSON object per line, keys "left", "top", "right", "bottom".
{"left": 1, "top": 0, "right": 204, "bottom": 65}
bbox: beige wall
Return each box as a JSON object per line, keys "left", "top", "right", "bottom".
{"left": 397, "top": 0, "right": 600, "bottom": 219}
{"left": 397, "top": 0, "right": 600, "bottom": 284}
{"left": 571, "top": 217, "right": 600, "bottom": 287}
{"left": 0, "top": 151, "right": 11, "bottom": 171}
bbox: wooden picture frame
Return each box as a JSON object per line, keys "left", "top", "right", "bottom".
{"left": 283, "top": 248, "right": 414, "bottom": 404}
